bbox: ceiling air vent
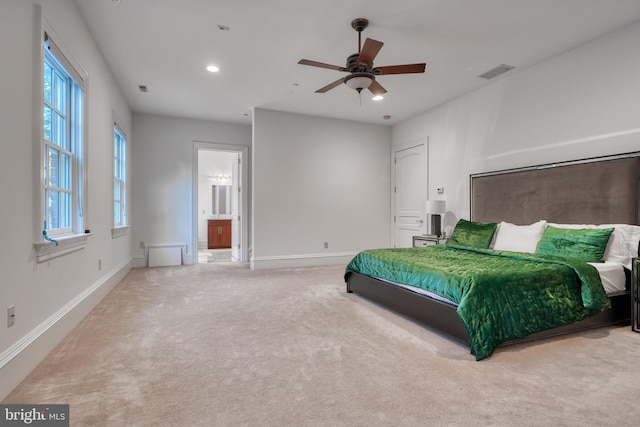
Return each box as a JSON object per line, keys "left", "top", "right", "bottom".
{"left": 478, "top": 64, "right": 515, "bottom": 80}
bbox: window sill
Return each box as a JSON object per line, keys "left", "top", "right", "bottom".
{"left": 111, "top": 225, "right": 130, "bottom": 239}
{"left": 33, "top": 233, "right": 91, "bottom": 263}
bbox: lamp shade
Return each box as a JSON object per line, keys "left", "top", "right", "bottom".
{"left": 426, "top": 200, "right": 446, "bottom": 214}
{"left": 344, "top": 73, "right": 373, "bottom": 92}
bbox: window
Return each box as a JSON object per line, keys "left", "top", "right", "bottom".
{"left": 113, "top": 124, "right": 127, "bottom": 227}
{"left": 42, "top": 31, "right": 85, "bottom": 238}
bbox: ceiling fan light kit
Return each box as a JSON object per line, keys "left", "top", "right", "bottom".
{"left": 344, "top": 73, "right": 374, "bottom": 93}
{"left": 298, "top": 18, "right": 426, "bottom": 97}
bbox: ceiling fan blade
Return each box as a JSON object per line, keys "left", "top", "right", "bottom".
{"left": 368, "top": 80, "right": 387, "bottom": 96}
{"left": 357, "top": 38, "right": 384, "bottom": 65}
{"left": 373, "top": 63, "right": 426, "bottom": 75}
{"left": 315, "top": 78, "right": 344, "bottom": 93}
{"left": 298, "top": 59, "right": 348, "bottom": 72}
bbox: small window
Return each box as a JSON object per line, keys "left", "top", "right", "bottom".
{"left": 42, "top": 30, "right": 86, "bottom": 237}
{"left": 114, "top": 124, "right": 127, "bottom": 227}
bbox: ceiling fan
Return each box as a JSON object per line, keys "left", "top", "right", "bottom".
{"left": 298, "top": 18, "right": 426, "bottom": 96}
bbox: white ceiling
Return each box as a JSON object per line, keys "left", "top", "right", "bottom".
{"left": 75, "top": 0, "right": 640, "bottom": 126}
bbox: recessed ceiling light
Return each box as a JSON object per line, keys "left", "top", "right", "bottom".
{"left": 372, "top": 95, "right": 384, "bottom": 101}
{"left": 206, "top": 65, "right": 220, "bottom": 73}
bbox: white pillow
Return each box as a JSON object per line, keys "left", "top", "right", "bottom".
{"left": 625, "top": 225, "right": 640, "bottom": 268}
{"left": 492, "top": 220, "right": 547, "bottom": 253}
{"left": 549, "top": 223, "right": 640, "bottom": 269}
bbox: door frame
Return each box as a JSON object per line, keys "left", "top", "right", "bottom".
{"left": 391, "top": 138, "right": 428, "bottom": 247}
{"left": 192, "top": 141, "right": 249, "bottom": 263}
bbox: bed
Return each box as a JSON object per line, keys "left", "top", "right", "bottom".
{"left": 345, "top": 154, "right": 640, "bottom": 360}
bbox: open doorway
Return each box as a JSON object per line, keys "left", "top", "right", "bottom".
{"left": 193, "top": 142, "right": 248, "bottom": 264}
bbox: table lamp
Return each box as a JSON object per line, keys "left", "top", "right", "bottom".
{"left": 426, "top": 200, "right": 446, "bottom": 237}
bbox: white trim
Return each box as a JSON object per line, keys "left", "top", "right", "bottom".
{"left": 112, "top": 119, "right": 128, "bottom": 229}
{"left": 250, "top": 252, "right": 357, "bottom": 270}
{"left": 192, "top": 142, "right": 250, "bottom": 264}
{"left": 0, "top": 258, "right": 132, "bottom": 401}
{"left": 33, "top": 233, "right": 91, "bottom": 263}
{"left": 33, "top": 5, "right": 45, "bottom": 244}
{"left": 40, "top": 16, "right": 90, "bottom": 239}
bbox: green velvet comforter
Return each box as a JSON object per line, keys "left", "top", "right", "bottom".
{"left": 344, "top": 245, "right": 610, "bottom": 360}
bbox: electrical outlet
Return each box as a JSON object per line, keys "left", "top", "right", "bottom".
{"left": 324, "top": 242, "right": 329, "bottom": 249}
{"left": 140, "top": 241, "right": 145, "bottom": 249}
{"left": 7, "top": 306, "right": 15, "bottom": 328}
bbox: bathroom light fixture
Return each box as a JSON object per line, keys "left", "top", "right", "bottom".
{"left": 210, "top": 173, "right": 231, "bottom": 185}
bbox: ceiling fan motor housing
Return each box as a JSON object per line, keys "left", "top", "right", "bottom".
{"left": 346, "top": 53, "right": 371, "bottom": 73}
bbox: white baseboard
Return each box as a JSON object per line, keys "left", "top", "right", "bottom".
{"left": 250, "top": 252, "right": 356, "bottom": 270}
{"left": 0, "top": 258, "right": 133, "bottom": 401}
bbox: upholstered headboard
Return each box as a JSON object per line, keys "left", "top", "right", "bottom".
{"left": 471, "top": 155, "right": 640, "bottom": 226}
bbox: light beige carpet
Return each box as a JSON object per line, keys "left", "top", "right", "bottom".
{"left": 4, "top": 263, "right": 639, "bottom": 426}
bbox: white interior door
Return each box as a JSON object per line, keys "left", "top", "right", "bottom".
{"left": 394, "top": 144, "right": 426, "bottom": 247}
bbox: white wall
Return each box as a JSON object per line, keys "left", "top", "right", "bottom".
{"left": 393, "top": 21, "right": 640, "bottom": 234}
{"left": 0, "top": 0, "right": 133, "bottom": 400}
{"left": 252, "top": 109, "right": 392, "bottom": 269}
{"left": 131, "top": 113, "right": 251, "bottom": 265}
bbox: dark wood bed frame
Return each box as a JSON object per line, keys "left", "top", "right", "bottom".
{"left": 346, "top": 153, "right": 640, "bottom": 352}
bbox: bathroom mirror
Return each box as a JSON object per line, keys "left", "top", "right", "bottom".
{"left": 212, "top": 185, "right": 231, "bottom": 215}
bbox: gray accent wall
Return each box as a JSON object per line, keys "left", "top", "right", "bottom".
{"left": 252, "top": 109, "right": 392, "bottom": 269}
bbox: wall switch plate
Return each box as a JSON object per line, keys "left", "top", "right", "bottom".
{"left": 7, "top": 306, "right": 15, "bottom": 328}
{"left": 324, "top": 242, "right": 329, "bottom": 249}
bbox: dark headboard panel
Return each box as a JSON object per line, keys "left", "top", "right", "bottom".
{"left": 471, "top": 155, "right": 640, "bottom": 225}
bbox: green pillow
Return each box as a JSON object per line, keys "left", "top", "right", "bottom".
{"left": 449, "top": 219, "right": 497, "bottom": 249}
{"left": 535, "top": 226, "right": 614, "bottom": 262}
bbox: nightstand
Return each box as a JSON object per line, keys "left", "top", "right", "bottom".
{"left": 633, "top": 258, "right": 639, "bottom": 333}
{"left": 413, "top": 235, "right": 448, "bottom": 247}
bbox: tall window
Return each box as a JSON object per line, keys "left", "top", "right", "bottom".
{"left": 114, "top": 125, "right": 127, "bottom": 227}
{"left": 43, "top": 31, "right": 85, "bottom": 237}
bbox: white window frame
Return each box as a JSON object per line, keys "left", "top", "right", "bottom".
{"left": 34, "top": 17, "right": 90, "bottom": 262}
{"left": 112, "top": 122, "right": 129, "bottom": 238}
{"left": 43, "top": 51, "right": 76, "bottom": 235}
